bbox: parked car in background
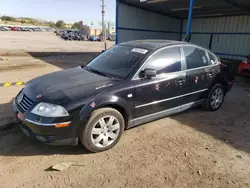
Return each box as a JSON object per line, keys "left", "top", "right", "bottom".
{"left": 107, "top": 34, "right": 115, "bottom": 41}
{"left": 13, "top": 40, "right": 235, "bottom": 153}
{"left": 59, "top": 30, "right": 88, "bottom": 41}
{"left": 89, "top": 35, "right": 101, "bottom": 41}
{"left": 239, "top": 54, "right": 250, "bottom": 76}
{"left": 0, "top": 26, "right": 10, "bottom": 31}
{"left": 0, "top": 25, "right": 53, "bottom": 32}
{"left": 11, "top": 27, "right": 20, "bottom": 31}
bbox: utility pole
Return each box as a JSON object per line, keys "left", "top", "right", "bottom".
{"left": 101, "top": 0, "right": 107, "bottom": 50}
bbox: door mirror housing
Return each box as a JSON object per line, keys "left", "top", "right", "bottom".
{"left": 142, "top": 69, "right": 157, "bottom": 79}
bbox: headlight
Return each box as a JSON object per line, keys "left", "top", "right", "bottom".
{"left": 31, "top": 102, "right": 69, "bottom": 117}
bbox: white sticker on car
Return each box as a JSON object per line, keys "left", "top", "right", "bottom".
{"left": 131, "top": 48, "right": 148, "bottom": 54}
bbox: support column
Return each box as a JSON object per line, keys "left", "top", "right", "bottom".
{"left": 115, "top": 0, "right": 119, "bottom": 45}
{"left": 186, "top": 0, "right": 195, "bottom": 35}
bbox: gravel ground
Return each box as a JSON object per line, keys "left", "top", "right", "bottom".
{"left": 0, "top": 32, "right": 250, "bottom": 188}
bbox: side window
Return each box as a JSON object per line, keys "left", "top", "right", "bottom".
{"left": 208, "top": 53, "right": 217, "bottom": 65}
{"left": 142, "top": 47, "right": 182, "bottom": 75}
{"left": 183, "top": 46, "right": 209, "bottom": 69}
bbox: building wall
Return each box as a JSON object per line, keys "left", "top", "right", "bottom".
{"left": 90, "top": 28, "right": 102, "bottom": 36}
{"left": 117, "top": 2, "right": 181, "bottom": 44}
{"left": 182, "top": 16, "right": 250, "bottom": 59}
{"left": 117, "top": 2, "right": 250, "bottom": 60}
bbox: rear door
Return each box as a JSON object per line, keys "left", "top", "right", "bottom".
{"left": 181, "top": 46, "right": 212, "bottom": 103}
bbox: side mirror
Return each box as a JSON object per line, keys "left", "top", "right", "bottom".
{"left": 142, "top": 69, "right": 157, "bottom": 79}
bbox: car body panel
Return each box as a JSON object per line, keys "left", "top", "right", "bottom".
{"left": 24, "top": 67, "right": 121, "bottom": 103}
{"left": 133, "top": 71, "right": 188, "bottom": 118}
{"left": 239, "top": 62, "right": 250, "bottom": 76}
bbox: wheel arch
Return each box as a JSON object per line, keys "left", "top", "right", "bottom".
{"left": 79, "top": 97, "right": 132, "bottom": 130}
{"left": 99, "top": 104, "right": 129, "bottom": 129}
{"left": 209, "top": 74, "right": 228, "bottom": 94}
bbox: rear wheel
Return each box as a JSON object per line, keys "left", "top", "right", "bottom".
{"left": 80, "top": 108, "right": 125, "bottom": 152}
{"left": 203, "top": 84, "right": 225, "bottom": 111}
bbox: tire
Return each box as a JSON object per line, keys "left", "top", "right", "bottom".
{"left": 203, "top": 84, "right": 225, "bottom": 111}
{"left": 80, "top": 108, "right": 125, "bottom": 153}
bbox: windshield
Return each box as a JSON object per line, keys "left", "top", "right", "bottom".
{"left": 86, "top": 45, "right": 148, "bottom": 79}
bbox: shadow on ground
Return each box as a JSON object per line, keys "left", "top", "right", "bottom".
{"left": 28, "top": 51, "right": 100, "bottom": 69}
{"left": 0, "top": 99, "right": 15, "bottom": 122}
{"left": 169, "top": 76, "right": 250, "bottom": 154}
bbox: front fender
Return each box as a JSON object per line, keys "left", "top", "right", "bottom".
{"left": 79, "top": 95, "right": 132, "bottom": 125}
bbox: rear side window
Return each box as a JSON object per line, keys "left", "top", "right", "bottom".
{"left": 183, "top": 46, "right": 209, "bottom": 69}
{"left": 142, "top": 47, "right": 182, "bottom": 75}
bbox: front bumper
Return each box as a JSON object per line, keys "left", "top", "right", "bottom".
{"left": 12, "top": 100, "right": 78, "bottom": 145}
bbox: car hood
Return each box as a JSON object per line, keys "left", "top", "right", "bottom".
{"left": 24, "top": 66, "right": 121, "bottom": 103}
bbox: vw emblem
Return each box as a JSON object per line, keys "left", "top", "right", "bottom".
{"left": 17, "top": 93, "right": 24, "bottom": 104}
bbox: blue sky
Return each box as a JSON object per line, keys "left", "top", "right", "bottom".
{"left": 0, "top": 0, "right": 116, "bottom": 25}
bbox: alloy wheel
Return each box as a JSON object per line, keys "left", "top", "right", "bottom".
{"left": 91, "top": 115, "right": 120, "bottom": 148}
{"left": 210, "top": 88, "right": 224, "bottom": 109}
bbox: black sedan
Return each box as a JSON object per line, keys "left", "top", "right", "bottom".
{"left": 13, "top": 40, "right": 235, "bottom": 152}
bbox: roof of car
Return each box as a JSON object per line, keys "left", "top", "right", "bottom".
{"left": 120, "top": 40, "right": 188, "bottom": 50}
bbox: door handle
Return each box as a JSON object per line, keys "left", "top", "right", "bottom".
{"left": 176, "top": 79, "right": 186, "bottom": 86}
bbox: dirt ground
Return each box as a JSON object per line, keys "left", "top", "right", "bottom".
{"left": 0, "top": 32, "right": 114, "bottom": 54}
{"left": 0, "top": 32, "right": 250, "bottom": 188}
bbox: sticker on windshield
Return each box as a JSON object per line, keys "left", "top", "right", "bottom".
{"left": 131, "top": 48, "right": 148, "bottom": 54}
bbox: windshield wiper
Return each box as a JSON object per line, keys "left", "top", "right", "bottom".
{"left": 83, "top": 66, "right": 113, "bottom": 78}
{"left": 92, "top": 69, "right": 114, "bottom": 78}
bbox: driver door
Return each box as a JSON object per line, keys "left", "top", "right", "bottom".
{"left": 132, "top": 46, "right": 187, "bottom": 119}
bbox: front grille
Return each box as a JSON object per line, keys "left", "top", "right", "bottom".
{"left": 16, "top": 93, "right": 34, "bottom": 113}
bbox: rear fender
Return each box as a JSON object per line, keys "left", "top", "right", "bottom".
{"left": 209, "top": 73, "right": 231, "bottom": 95}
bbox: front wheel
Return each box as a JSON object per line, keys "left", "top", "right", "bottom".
{"left": 203, "top": 84, "right": 225, "bottom": 111}
{"left": 80, "top": 108, "right": 125, "bottom": 152}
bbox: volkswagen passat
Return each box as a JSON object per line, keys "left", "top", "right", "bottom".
{"left": 13, "top": 40, "right": 235, "bottom": 152}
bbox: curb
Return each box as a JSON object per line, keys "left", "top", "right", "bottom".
{"left": 0, "top": 118, "right": 17, "bottom": 131}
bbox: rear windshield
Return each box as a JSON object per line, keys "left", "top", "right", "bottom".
{"left": 86, "top": 45, "right": 148, "bottom": 79}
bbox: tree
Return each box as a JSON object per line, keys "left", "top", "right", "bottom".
{"left": 48, "top": 21, "right": 56, "bottom": 28}
{"left": 1, "top": 16, "right": 16, "bottom": 22}
{"left": 55, "top": 20, "right": 65, "bottom": 29}
{"left": 71, "top": 21, "right": 81, "bottom": 30}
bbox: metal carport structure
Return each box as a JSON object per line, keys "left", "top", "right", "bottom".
{"left": 115, "top": 0, "right": 250, "bottom": 60}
